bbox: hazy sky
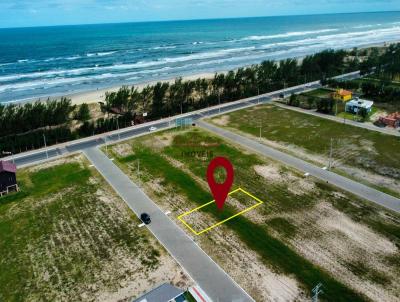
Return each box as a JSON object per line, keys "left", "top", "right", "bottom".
{"left": 0, "top": 0, "right": 399, "bottom": 28}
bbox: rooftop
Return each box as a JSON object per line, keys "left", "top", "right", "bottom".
{"left": 132, "top": 283, "right": 184, "bottom": 302}
{"left": 346, "top": 98, "right": 374, "bottom": 108}
{"left": 0, "top": 161, "right": 17, "bottom": 173}
{"left": 335, "top": 89, "right": 352, "bottom": 96}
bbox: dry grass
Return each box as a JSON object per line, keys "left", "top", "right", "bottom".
{"left": 0, "top": 154, "right": 191, "bottom": 302}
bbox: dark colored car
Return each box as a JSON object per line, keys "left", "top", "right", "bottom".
{"left": 140, "top": 213, "right": 151, "bottom": 224}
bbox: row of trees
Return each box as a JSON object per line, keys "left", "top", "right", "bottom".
{"left": 359, "top": 43, "right": 400, "bottom": 79}
{"left": 103, "top": 49, "right": 357, "bottom": 121}
{"left": 0, "top": 97, "right": 76, "bottom": 137}
{"left": 2, "top": 44, "right": 398, "bottom": 156}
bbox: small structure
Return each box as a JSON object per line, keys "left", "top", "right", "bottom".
{"left": 345, "top": 98, "right": 374, "bottom": 114}
{"left": 188, "top": 286, "right": 213, "bottom": 302}
{"left": 332, "top": 89, "right": 353, "bottom": 102}
{"left": 379, "top": 112, "right": 400, "bottom": 128}
{"left": 0, "top": 161, "right": 18, "bottom": 196}
{"left": 132, "top": 283, "right": 185, "bottom": 302}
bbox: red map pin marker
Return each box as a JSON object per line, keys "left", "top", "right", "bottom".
{"left": 207, "top": 157, "right": 234, "bottom": 210}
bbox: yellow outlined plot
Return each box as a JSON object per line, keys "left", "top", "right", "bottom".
{"left": 178, "top": 188, "right": 264, "bottom": 235}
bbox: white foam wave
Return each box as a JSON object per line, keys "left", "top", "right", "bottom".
{"left": 241, "top": 29, "right": 338, "bottom": 41}
{"left": 0, "top": 46, "right": 256, "bottom": 82}
{"left": 86, "top": 51, "right": 117, "bottom": 57}
{"left": 152, "top": 45, "right": 177, "bottom": 50}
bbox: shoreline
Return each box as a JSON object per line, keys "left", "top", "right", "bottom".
{"left": 66, "top": 72, "right": 220, "bottom": 105}
{"left": 4, "top": 41, "right": 398, "bottom": 106}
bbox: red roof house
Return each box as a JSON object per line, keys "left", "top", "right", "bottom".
{"left": 379, "top": 112, "right": 400, "bottom": 128}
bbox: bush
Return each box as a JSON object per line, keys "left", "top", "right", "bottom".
{"left": 75, "top": 103, "right": 91, "bottom": 121}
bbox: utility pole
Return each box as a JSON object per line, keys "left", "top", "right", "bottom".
{"left": 328, "top": 138, "right": 333, "bottom": 170}
{"left": 43, "top": 134, "right": 49, "bottom": 159}
{"left": 218, "top": 90, "right": 221, "bottom": 113}
{"left": 312, "top": 283, "right": 323, "bottom": 302}
{"left": 259, "top": 119, "right": 262, "bottom": 140}
{"left": 116, "top": 118, "right": 121, "bottom": 141}
{"left": 105, "top": 136, "right": 108, "bottom": 156}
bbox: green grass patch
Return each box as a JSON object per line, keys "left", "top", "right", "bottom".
{"left": 116, "top": 132, "right": 368, "bottom": 302}
{"left": 209, "top": 104, "right": 400, "bottom": 192}
{"left": 301, "top": 88, "right": 334, "bottom": 98}
{"left": 267, "top": 217, "right": 297, "bottom": 238}
{"left": 0, "top": 161, "right": 159, "bottom": 301}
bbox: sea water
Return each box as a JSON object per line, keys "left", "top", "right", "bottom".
{"left": 0, "top": 11, "right": 399, "bottom": 103}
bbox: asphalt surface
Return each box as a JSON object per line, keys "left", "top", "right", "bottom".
{"left": 84, "top": 147, "right": 254, "bottom": 302}
{"left": 9, "top": 71, "right": 349, "bottom": 168}
{"left": 198, "top": 120, "right": 400, "bottom": 214}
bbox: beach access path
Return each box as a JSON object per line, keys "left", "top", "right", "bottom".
{"left": 197, "top": 120, "right": 400, "bottom": 214}
{"left": 84, "top": 147, "right": 254, "bottom": 302}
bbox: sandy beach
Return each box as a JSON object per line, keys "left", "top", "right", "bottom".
{"left": 67, "top": 72, "right": 218, "bottom": 105}
{"left": 9, "top": 41, "right": 399, "bottom": 107}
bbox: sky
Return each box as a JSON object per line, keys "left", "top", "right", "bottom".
{"left": 0, "top": 0, "right": 399, "bottom": 28}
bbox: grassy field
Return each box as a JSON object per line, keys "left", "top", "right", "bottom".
{"left": 301, "top": 88, "right": 334, "bottom": 98}
{"left": 209, "top": 104, "right": 400, "bottom": 196}
{"left": 0, "top": 155, "right": 190, "bottom": 302}
{"left": 109, "top": 128, "right": 400, "bottom": 302}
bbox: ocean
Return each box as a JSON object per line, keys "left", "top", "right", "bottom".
{"left": 0, "top": 11, "right": 400, "bottom": 104}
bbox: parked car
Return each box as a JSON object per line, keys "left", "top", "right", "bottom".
{"left": 279, "top": 93, "right": 285, "bottom": 99}
{"left": 149, "top": 126, "right": 157, "bottom": 132}
{"left": 140, "top": 213, "right": 151, "bottom": 225}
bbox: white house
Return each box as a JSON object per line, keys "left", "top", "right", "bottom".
{"left": 345, "top": 97, "right": 374, "bottom": 114}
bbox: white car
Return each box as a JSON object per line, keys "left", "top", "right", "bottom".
{"left": 149, "top": 126, "right": 157, "bottom": 132}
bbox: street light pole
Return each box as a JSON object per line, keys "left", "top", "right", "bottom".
{"left": 105, "top": 136, "right": 108, "bottom": 156}
{"left": 116, "top": 118, "right": 121, "bottom": 141}
{"left": 43, "top": 134, "right": 49, "bottom": 159}
{"left": 218, "top": 90, "right": 221, "bottom": 113}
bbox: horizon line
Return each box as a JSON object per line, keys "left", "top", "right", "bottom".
{"left": 0, "top": 9, "right": 399, "bottom": 30}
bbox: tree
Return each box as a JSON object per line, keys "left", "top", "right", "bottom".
{"left": 151, "top": 82, "right": 169, "bottom": 118}
{"left": 141, "top": 85, "right": 153, "bottom": 115}
{"left": 358, "top": 107, "right": 368, "bottom": 121}
{"left": 75, "top": 103, "right": 91, "bottom": 121}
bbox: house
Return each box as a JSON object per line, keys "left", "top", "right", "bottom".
{"left": 379, "top": 112, "right": 400, "bottom": 128}
{"left": 132, "top": 283, "right": 185, "bottom": 302}
{"left": 345, "top": 97, "right": 374, "bottom": 114}
{"left": 0, "top": 161, "right": 18, "bottom": 196}
{"left": 332, "top": 89, "right": 353, "bottom": 102}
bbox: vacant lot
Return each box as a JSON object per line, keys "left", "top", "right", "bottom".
{"left": 109, "top": 128, "right": 400, "bottom": 302}
{"left": 0, "top": 155, "right": 191, "bottom": 302}
{"left": 209, "top": 104, "right": 400, "bottom": 197}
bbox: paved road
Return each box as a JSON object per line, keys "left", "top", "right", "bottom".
{"left": 275, "top": 102, "right": 400, "bottom": 137}
{"left": 84, "top": 147, "right": 253, "bottom": 302}
{"left": 6, "top": 71, "right": 360, "bottom": 168}
{"left": 198, "top": 121, "right": 400, "bottom": 214}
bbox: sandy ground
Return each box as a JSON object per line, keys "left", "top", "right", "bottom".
{"left": 212, "top": 112, "right": 400, "bottom": 195}
{"left": 114, "top": 129, "right": 400, "bottom": 302}
{"left": 67, "top": 72, "right": 217, "bottom": 105}
{"left": 18, "top": 155, "right": 193, "bottom": 302}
